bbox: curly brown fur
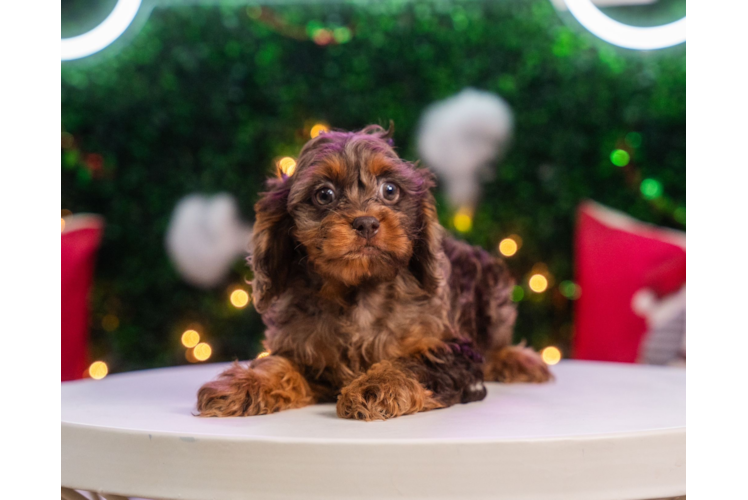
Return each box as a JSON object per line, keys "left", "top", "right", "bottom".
{"left": 337, "top": 360, "right": 443, "bottom": 421}
{"left": 197, "top": 356, "right": 314, "bottom": 417}
{"left": 483, "top": 343, "right": 554, "bottom": 383}
{"left": 197, "top": 124, "right": 551, "bottom": 420}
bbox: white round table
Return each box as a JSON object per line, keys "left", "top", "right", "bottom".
{"left": 61, "top": 360, "right": 685, "bottom": 500}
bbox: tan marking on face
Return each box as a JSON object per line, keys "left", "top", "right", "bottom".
{"left": 294, "top": 205, "right": 413, "bottom": 287}
{"left": 367, "top": 153, "right": 396, "bottom": 177}
{"left": 318, "top": 156, "right": 346, "bottom": 183}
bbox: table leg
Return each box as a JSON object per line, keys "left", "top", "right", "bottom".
{"left": 62, "top": 488, "right": 133, "bottom": 500}
{"left": 61, "top": 488, "right": 89, "bottom": 500}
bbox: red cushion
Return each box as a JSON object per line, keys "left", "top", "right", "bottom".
{"left": 61, "top": 216, "right": 103, "bottom": 381}
{"left": 573, "top": 202, "right": 685, "bottom": 363}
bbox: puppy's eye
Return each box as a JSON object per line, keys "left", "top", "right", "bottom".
{"left": 380, "top": 182, "right": 400, "bottom": 203}
{"left": 314, "top": 187, "right": 336, "bottom": 206}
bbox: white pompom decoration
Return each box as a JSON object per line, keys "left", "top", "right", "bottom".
{"left": 165, "top": 193, "right": 252, "bottom": 288}
{"left": 417, "top": 88, "right": 514, "bottom": 210}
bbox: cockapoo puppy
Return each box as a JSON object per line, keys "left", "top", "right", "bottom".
{"left": 197, "top": 125, "right": 551, "bottom": 421}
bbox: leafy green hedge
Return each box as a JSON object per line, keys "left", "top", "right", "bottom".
{"left": 62, "top": 0, "right": 685, "bottom": 373}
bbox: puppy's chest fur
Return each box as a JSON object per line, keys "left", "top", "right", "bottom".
{"left": 262, "top": 274, "right": 450, "bottom": 388}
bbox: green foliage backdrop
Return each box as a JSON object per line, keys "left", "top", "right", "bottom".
{"left": 61, "top": 0, "right": 685, "bottom": 372}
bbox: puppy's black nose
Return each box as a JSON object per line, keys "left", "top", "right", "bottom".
{"left": 352, "top": 216, "right": 380, "bottom": 239}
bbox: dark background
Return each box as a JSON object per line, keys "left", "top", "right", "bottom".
{"left": 61, "top": 0, "right": 686, "bottom": 372}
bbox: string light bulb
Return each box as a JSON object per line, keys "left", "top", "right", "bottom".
{"left": 181, "top": 329, "right": 200, "bottom": 348}
{"left": 230, "top": 289, "right": 250, "bottom": 308}
{"left": 278, "top": 157, "right": 297, "bottom": 176}
{"left": 541, "top": 346, "right": 562, "bottom": 366}
{"left": 453, "top": 207, "right": 473, "bottom": 233}
{"left": 640, "top": 178, "right": 663, "bottom": 200}
{"left": 193, "top": 342, "right": 212, "bottom": 361}
{"left": 610, "top": 149, "right": 630, "bottom": 167}
{"left": 88, "top": 361, "right": 108, "bottom": 380}
{"left": 529, "top": 274, "right": 549, "bottom": 293}
{"left": 559, "top": 281, "right": 581, "bottom": 300}
{"left": 310, "top": 123, "right": 329, "bottom": 138}
{"left": 499, "top": 238, "right": 518, "bottom": 257}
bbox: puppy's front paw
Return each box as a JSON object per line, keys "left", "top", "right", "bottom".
{"left": 336, "top": 361, "right": 442, "bottom": 421}
{"left": 484, "top": 344, "right": 554, "bottom": 383}
{"left": 197, "top": 358, "right": 313, "bottom": 417}
{"left": 197, "top": 373, "right": 251, "bottom": 417}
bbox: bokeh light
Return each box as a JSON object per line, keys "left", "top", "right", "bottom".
{"left": 101, "top": 314, "right": 119, "bottom": 332}
{"left": 61, "top": 218, "right": 66, "bottom": 232}
{"left": 453, "top": 208, "right": 473, "bottom": 233}
{"left": 278, "top": 157, "right": 297, "bottom": 176}
{"left": 541, "top": 346, "right": 562, "bottom": 365}
{"left": 610, "top": 149, "right": 630, "bottom": 167}
{"left": 88, "top": 361, "right": 108, "bottom": 380}
{"left": 230, "top": 289, "right": 250, "bottom": 308}
{"left": 194, "top": 343, "right": 212, "bottom": 361}
{"left": 333, "top": 27, "right": 352, "bottom": 44}
{"left": 499, "top": 238, "right": 518, "bottom": 257}
{"left": 313, "top": 29, "right": 334, "bottom": 45}
{"left": 673, "top": 206, "right": 686, "bottom": 224}
{"left": 529, "top": 274, "right": 549, "bottom": 293}
{"left": 181, "top": 329, "right": 200, "bottom": 348}
{"left": 625, "top": 132, "right": 642, "bottom": 149}
{"left": 559, "top": 280, "right": 581, "bottom": 300}
{"left": 640, "top": 178, "right": 663, "bottom": 199}
{"left": 257, "top": 351, "right": 271, "bottom": 359}
{"left": 310, "top": 123, "right": 329, "bottom": 138}
{"left": 62, "top": 132, "right": 74, "bottom": 149}
{"left": 511, "top": 285, "right": 525, "bottom": 302}
{"left": 246, "top": 6, "right": 262, "bottom": 19}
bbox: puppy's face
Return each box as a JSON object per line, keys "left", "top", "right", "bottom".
{"left": 287, "top": 133, "right": 427, "bottom": 286}
{"left": 251, "top": 126, "right": 442, "bottom": 311}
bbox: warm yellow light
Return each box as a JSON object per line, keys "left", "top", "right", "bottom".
{"left": 453, "top": 208, "right": 473, "bottom": 233}
{"left": 541, "top": 346, "right": 562, "bottom": 365}
{"left": 194, "top": 342, "right": 212, "bottom": 361}
{"left": 529, "top": 274, "right": 549, "bottom": 293}
{"left": 181, "top": 329, "right": 200, "bottom": 348}
{"left": 499, "top": 238, "right": 518, "bottom": 257}
{"left": 88, "top": 361, "right": 108, "bottom": 380}
{"left": 278, "top": 157, "right": 297, "bottom": 176}
{"left": 310, "top": 123, "right": 329, "bottom": 138}
{"left": 61, "top": 218, "right": 66, "bottom": 232}
{"left": 230, "top": 289, "right": 250, "bottom": 308}
{"left": 257, "top": 351, "right": 271, "bottom": 359}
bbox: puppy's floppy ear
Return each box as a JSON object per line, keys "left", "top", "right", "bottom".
{"left": 250, "top": 178, "right": 295, "bottom": 313}
{"left": 409, "top": 169, "right": 446, "bottom": 294}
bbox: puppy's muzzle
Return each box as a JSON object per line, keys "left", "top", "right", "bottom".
{"left": 352, "top": 216, "right": 380, "bottom": 239}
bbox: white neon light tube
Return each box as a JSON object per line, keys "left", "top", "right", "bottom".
{"left": 566, "top": 0, "right": 748, "bottom": 50}
{"left": 61, "top": 0, "right": 143, "bottom": 61}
